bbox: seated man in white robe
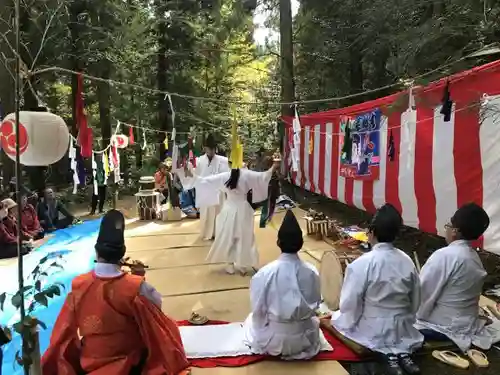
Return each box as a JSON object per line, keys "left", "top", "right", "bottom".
{"left": 415, "top": 203, "right": 500, "bottom": 351}
{"left": 243, "top": 210, "right": 322, "bottom": 359}
{"left": 321, "top": 204, "right": 423, "bottom": 375}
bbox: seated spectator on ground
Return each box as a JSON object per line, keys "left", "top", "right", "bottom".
{"left": 20, "top": 192, "right": 44, "bottom": 240}
{"left": 243, "top": 210, "right": 322, "bottom": 360}
{"left": 320, "top": 204, "right": 423, "bottom": 375}
{"left": 415, "top": 203, "right": 500, "bottom": 351}
{"left": 37, "top": 188, "right": 76, "bottom": 232}
{"left": 0, "top": 199, "right": 31, "bottom": 259}
{"left": 41, "top": 210, "right": 190, "bottom": 375}
{"left": 154, "top": 162, "right": 170, "bottom": 205}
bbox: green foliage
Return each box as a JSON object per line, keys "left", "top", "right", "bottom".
{"left": 0, "top": 253, "right": 65, "bottom": 368}
{"left": 293, "top": 0, "right": 500, "bottom": 113}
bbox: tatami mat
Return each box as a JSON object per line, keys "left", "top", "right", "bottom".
{"left": 163, "top": 288, "right": 251, "bottom": 322}
{"left": 147, "top": 264, "right": 251, "bottom": 297}
{"left": 190, "top": 360, "right": 349, "bottom": 375}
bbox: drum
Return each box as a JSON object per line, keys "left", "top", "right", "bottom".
{"left": 135, "top": 191, "right": 160, "bottom": 220}
{"left": 320, "top": 251, "right": 344, "bottom": 311}
{"left": 139, "top": 176, "right": 155, "bottom": 192}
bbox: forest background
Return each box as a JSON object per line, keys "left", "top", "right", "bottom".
{"left": 0, "top": 0, "right": 499, "bottom": 192}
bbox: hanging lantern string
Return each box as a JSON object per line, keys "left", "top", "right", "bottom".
{"left": 281, "top": 99, "right": 498, "bottom": 137}
{"left": 28, "top": 45, "right": 496, "bottom": 106}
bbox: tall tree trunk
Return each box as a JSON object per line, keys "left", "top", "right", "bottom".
{"left": 156, "top": 0, "right": 170, "bottom": 161}
{"left": 69, "top": 0, "right": 85, "bottom": 137}
{"left": 279, "top": 0, "right": 295, "bottom": 118}
{"left": 98, "top": 60, "right": 112, "bottom": 148}
{"left": 279, "top": 0, "right": 295, "bottom": 156}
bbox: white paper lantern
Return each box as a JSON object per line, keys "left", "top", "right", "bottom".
{"left": 111, "top": 134, "right": 129, "bottom": 149}
{"left": 0, "top": 111, "right": 70, "bottom": 166}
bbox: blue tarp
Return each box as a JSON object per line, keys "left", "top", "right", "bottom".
{"left": 0, "top": 219, "right": 101, "bottom": 375}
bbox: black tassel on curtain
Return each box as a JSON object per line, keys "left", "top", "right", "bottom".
{"left": 387, "top": 130, "right": 395, "bottom": 161}
{"left": 440, "top": 81, "right": 453, "bottom": 122}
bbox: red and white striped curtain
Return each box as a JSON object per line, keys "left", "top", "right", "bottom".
{"left": 283, "top": 60, "right": 500, "bottom": 255}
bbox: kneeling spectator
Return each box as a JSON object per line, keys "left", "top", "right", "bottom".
{"left": 0, "top": 199, "right": 31, "bottom": 259}
{"left": 20, "top": 192, "right": 44, "bottom": 240}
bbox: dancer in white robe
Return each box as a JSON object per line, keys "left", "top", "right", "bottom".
{"left": 415, "top": 203, "right": 500, "bottom": 351}
{"left": 321, "top": 204, "right": 422, "bottom": 375}
{"left": 243, "top": 210, "right": 321, "bottom": 360}
{"left": 194, "top": 135, "right": 230, "bottom": 240}
{"left": 182, "top": 162, "right": 278, "bottom": 274}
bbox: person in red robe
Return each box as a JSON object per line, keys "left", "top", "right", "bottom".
{"left": 19, "top": 192, "right": 44, "bottom": 240}
{"left": 41, "top": 210, "right": 190, "bottom": 375}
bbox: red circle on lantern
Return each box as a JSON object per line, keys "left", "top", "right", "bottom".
{"left": 0, "top": 119, "right": 29, "bottom": 156}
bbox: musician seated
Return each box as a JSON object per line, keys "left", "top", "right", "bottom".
{"left": 42, "top": 210, "right": 190, "bottom": 375}
{"left": 243, "top": 210, "right": 322, "bottom": 360}
{"left": 415, "top": 203, "right": 500, "bottom": 351}
{"left": 320, "top": 204, "right": 423, "bottom": 375}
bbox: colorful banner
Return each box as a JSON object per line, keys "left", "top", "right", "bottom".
{"left": 339, "top": 109, "right": 381, "bottom": 180}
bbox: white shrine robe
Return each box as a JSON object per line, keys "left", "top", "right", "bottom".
{"left": 191, "top": 154, "right": 230, "bottom": 240}
{"left": 414, "top": 240, "right": 500, "bottom": 351}
{"left": 243, "top": 253, "right": 322, "bottom": 360}
{"left": 331, "top": 243, "right": 424, "bottom": 354}
{"left": 187, "top": 168, "right": 273, "bottom": 269}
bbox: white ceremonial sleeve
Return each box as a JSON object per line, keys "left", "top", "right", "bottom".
{"left": 245, "top": 168, "right": 273, "bottom": 203}
{"left": 410, "top": 269, "right": 421, "bottom": 320}
{"left": 192, "top": 172, "right": 230, "bottom": 208}
{"left": 139, "top": 281, "right": 162, "bottom": 308}
{"left": 417, "top": 251, "right": 450, "bottom": 321}
{"left": 336, "top": 258, "right": 369, "bottom": 329}
{"left": 249, "top": 269, "right": 272, "bottom": 318}
{"left": 218, "top": 157, "right": 230, "bottom": 173}
{"left": 173, "top": 163, "right": 196, "bottom": 190}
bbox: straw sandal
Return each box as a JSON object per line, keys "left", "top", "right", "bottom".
{"left": 467, "top": 349, "right": 489, "bottom": 368}
{"left": 432, "top": 350, "right": 469, "bottom": 369}
{"left": 188, "top": 312, "right": 208, "bottom": 325}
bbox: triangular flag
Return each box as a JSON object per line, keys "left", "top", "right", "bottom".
{"left": 129, "top": 126, "right": 135, "bottom": 145}
{"left": 164, "top": 132, "right": 169, "bottom": 150}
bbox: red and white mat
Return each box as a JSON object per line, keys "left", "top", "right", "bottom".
{"left": 177, "top": 320, "right": 361, "bottom": 368}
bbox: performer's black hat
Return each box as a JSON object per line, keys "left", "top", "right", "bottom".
{"left": 278, "top": 210, "right": 303, "bottom": 253}
{"left": 204, "top": 134, "right": 216, "bottom": 149}
{"left": 451, "top": 203, "right": 489, "bottom": 241}
{"left": 95, "top": 209, "right": 126, "bottom": 262}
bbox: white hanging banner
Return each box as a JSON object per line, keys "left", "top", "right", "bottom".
{"left": 292, "top": 106, "right": 301, "bottom": 133}
{"left": 171, "top": 127, "right": 176, "bottom": 141}
{"left": 142, "top": 127, "right": 147, "bottom": 150}
{"left": 69, "top": 137, "right": 79, "bottom": 194}
{"left": 291, "top": 147, "right": 299, "bottom": 172}
{"left": 172, "top": 144, "right": 179, "bottom": 169}
{"left": 92, "top": 152, "right": 98, "bottom": 195}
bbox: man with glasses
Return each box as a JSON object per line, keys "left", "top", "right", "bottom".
{"left": 415, "top": 203, "right": 500, "bottom": 351}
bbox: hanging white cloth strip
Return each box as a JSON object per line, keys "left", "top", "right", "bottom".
{"left": 291, "top": 105, "right": 302, "bottom": 171}
{"left": 172, "top": 144, "right": 179, "bottom": 169}
{"left": 92, "top": 152, "right": 98, "bottom": 195}
{"left": 142, "top": 126, "right": 147, "bottom": 150}
{"left": 69, "top": 137, "right": 79, "bottom": 194}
